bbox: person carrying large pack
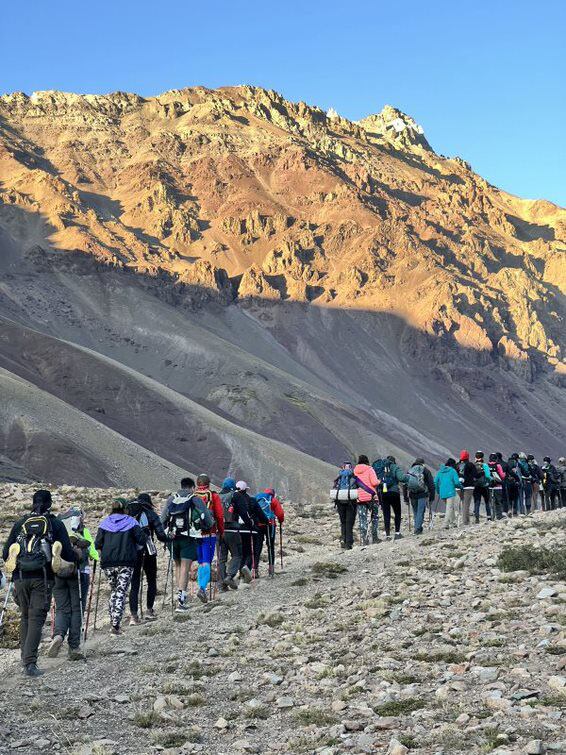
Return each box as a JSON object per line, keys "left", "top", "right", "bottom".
{"left": 527, "top": 455, "right": 544, "bottom": 511}
{"left": 331, "top": 462, "right": 358, "bottom": 550}
{"left": 353, "top": 455, "right": 380, "bottom": 546}
{"left": 232, "top": 481, "right": 263, "bottom": 581}
{"left": 373, "top": 456, "right": 405, "bottom": 540}
{"left": 517, "top": 452, "right": 534, "bottom": 514}
{"left": 402, "top": 458, "right": 435, "bottom": 534}
{"left": 487, "top": 454, "right": 506, "bottom": 520}
{"left": 127, "top": 493, "right": 169, "bottom": 624}
{"left": 2, "top": 489, "right": 77, "bottom": 677}
{"left": 192, "top": 474, "right": 224, "bottom": 603}
{"left": 473, "top": 451, "right": 492, "bottom": 523}
{"left": 541, "top": 457, "right": 560, "bottom": 510}
{"left": 217, "top": 478, "right": 254, "bottom": 590}
{"left": 505, "top": 454, "right": 522, "bottom": 516}
{"left": 254, "top": 487, "right": 284, "bottom": 577}
{"left": 457, "top": 450, "right": 477, "bottom": 525}
{"left": 558, "top": 457, "right": 566, "bottom": 509}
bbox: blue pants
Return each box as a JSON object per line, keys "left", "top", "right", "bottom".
{"left": 197, "top": 536, "right": 217, "bottom": 591}
{"left": 411, "top": 497, "right": 427, "bottom": 534}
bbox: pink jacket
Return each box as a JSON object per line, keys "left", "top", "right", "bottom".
{"left": 353, "top": 464, "right": 380, "bottom": 503}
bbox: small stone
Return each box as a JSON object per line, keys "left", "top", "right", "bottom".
{"left": 35, "top": 740, "right": 50, "bottom": 749}
{"left": 523, "top": 740, "right": 545, "bottom": 755}
{"left": 214, "top": 717, "right": 228, "bottom": 730}
{"left": 331, "top": 700, "right": 347, "bottom": 712}
{"left": 276, "top": 696, "right": 294, "bottom": 709}
{"left": 343, "top": 720, "right": 363, "bottom": 732}
{"left": 114, "top": 694, "right": 130, "bottom": 704}
{"left": 456, "top": 713, "right": 470, "bottom": 725}
{"left": 153, "top": 696, "right": 167, "bottom": 713}
{"left": 387, "top": 738, "right": 409, "bottom": 755}
{"left": 537, "top": 588, "right": 558, "bottom": 599}
{"left": 228, "top": 671, "right": 243, "bottom": 683}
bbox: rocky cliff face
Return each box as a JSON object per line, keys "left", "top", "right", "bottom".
{"left": 0, "top": 86, "right": 564, "bottom": 491}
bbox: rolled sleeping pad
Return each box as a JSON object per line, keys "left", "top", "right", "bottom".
{"left": 329, "top": 489, "right": 358, "bottom": 501}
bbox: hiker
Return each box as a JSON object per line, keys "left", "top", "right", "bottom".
{"left": 402, "top": 458, "right": 435, "bottom": 534}
{"left": 373, "top": 456, "right": 405, "bottom": 540}
{"left": 162, "top": 477, "right": 199, "bottom": 612}
{"left": 541, "top": 457, "right": 560, "bottom": 510}
{"left": 457, "top": 450, "right": 477, "bottom": 525}
{"left": 473, "top": 451, "right": 492, "bottom": 523}
{"left": 495, "top": 452, "right": 511, "bottom": 513}
{"left": 47, "top": 511, "right": 91, "bottom": 661}
{"left": 56, "top": 507, "right": 99, "bottom": 616}
{"left": 231, "top": 481, "right": 258, "bottom": 582}
{"left": 94, "top": 499, "right": 147, "bottom": 635}
{"left": 218, "top": 478, "right": 254, "bottom": 590}
{"left": 434, "top": 458, "right": 462, "bottom": 528}
{"left": 354, "top": 455, "right": 380, "bottom": 546}
{"left": 505, "top": 454, "right": 522, "bottom": 516}
{"left": 558, "top": 457, "right": 566, "bottom": 509}
{"left": 517, "top": 452, "right": 534, "bottom": 514}
{"left": 527, "top": 455, "right": 543, "bottom": 511}
{"left": 192, "top": 474, "right": 224, "bottom": 602}
{"left": 332, "top": 462, "right": 358, "bottom": 550}
{"left": 2, "top": 489, "right": 76, "bottom": 677}
{"left": 127, "top": 493, "right": 169, "bottom": 624}
{"left": 254, "top": 488, "right": 285, "bottom": 576}
{"left": 487, "top": 453, "right": 506, "bottom": 519}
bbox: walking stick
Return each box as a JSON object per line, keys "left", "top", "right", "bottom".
{"left": 251, "top": 532, "right": 256, "bottom": 582}
{"left": 279, "top": 522, "right": 283, "bottom": 570}
{"left": 162, "top": 547, "right": 172, "bottom": 609}
{"left": 83, "top": 562, "right": 97, "bottom": 641}
{"left": 0, "top": 580, "right": 14, "bottom": 638}
{"left": 93, "top": 562, "right": 102, "bottom": 631}
{"left": 50, "top": 597, "right": 55, "bottom": 639}
{"left": 77, "top": 570, "right": 83, "bottom": 646}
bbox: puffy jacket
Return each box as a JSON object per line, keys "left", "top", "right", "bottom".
{"left": 94, "top": 514, "right": 147, "bottom": 569}
{"left": 353, "top": 464, "right": 379, "bottom": 503}
{"left": 434, "top": 465, "right": 462, "bottom": 499}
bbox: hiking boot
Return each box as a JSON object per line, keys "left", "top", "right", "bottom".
{"left": 394, "top": 532, "right": 403, "bottom": 540}
{"left": 219, "top": 583, "right": 229, "bottom": 593}
{"left": 197, "top": 588, "right": 208, "bottom": 604}
{"left": 129, "top": 613, "right": 141, "bottom": 626}
{"left": 240, "top": 566, "right": 253, "bottom": 584}
{"left": 24, "top": 663, "right": 44, "bottom": 678}
{"left": 224, "top": 577, "right": 239, "bottom": 591}
{"left": 5, "top": 542, "right": 20, "bottom": 573}
{"left": 47, "top": 635, "right": 64, "bottom": 658}
{"left": 68, "top": 647, "right": 85, "bottom": 661}
{"left": 475, "top": 517, "right": 480, "bottom": 524}
{"left": 145, "top": 608, "right": 157, "bottom": 621}
{"left": 110, "top": 625, "right": 122, "bottom": 636}
{"left": 385, "top": 534, "right": 391, "bottom": 541}
{"left": 252, "top": 569, "right": 260, "bottom": 579}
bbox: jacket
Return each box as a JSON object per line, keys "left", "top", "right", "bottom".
{"left": 2, "top": 513, "right": 77, "bottom": 582}
{"left": 434, "top": 465, "right": 462, "bottom": 499}
{"left": 233, "top": 491, "right": 269, "bottom": 533}
{"left": 487, "top": 462, "right": 506, "bottom": 489}
{"left": 558, "top": 463, "right": 566, "bottom": 489}
{"left": 94, "top": 514, "right": 147, "bottom": 568}
{"left": 473, "top": 462, "right": 491, "bottom": 488}
{"left": 193, "top": 486, "right": 225, "bottom": 537}
{"left": 457, "top": 460, "right": 477, "bottom": 488}
{"left": 353, "top": 464, "right": 379, "bottom": 503}
{"left": 403, "top": 465, "right": 435, "bottom": 503}
{"left": 219, "top": 488, "right": 254, "bottom": 532}
{"left": 541, "top": 464, "right": 560, "bottom": 490}
{"left": 257, "top": 490, "right": 285, "bottom": 528}
{"left": 130, "top": 504, "right": 168, "bottom": 544}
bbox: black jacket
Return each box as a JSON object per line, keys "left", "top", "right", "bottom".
{"left": 220, "top": 489, "right": 254, "bottom": 532}
{"left": 2, "top": 513, "right": 76, "bottom": 581}
{"left": 457, "top": 460, "right": 478, "bottom": 488}
{"left": 232, "top": 491, "right": 269, "bottom": 533}
{"left": 94, "top": 514, "right": 147, "bottom": 568}
{"left": 128, "top": 502, "right": 168, "bottom": 544}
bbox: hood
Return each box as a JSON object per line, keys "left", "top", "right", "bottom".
{"left": 100, "top": 513, "right": 138, "bottom": 533}
{"left": 439, "top": 465, "right": 452, "bottom": 474}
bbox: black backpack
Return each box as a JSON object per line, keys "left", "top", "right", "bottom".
{"left": 15, "top": 515, "right": 53, "bottom": 574}
{"left": 220, "top": 491, "right": 238, "bottom": 525}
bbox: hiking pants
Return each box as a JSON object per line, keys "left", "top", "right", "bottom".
{"left": 219, "top": 530, "right": 242, "bottom": 581}
{"left": 357, "top": 501, "right": 379, "bottom": 545}
{"left": 473, "top": 487, "right": 491, "bottom": 521}
{"left": 241, "top": 530, "right": 254, "bottom": 572}
{"left": 13, "top": 578, "right": 53, "bottom": 666}
{"left": 491, "top": 489, "right": 503, "bottom": 519}
{"left": 561, "top": 489, "right": 566, "bottom": 508}
{"left": 522, "top": 484, "right": 532, "bottom": 513}
{"left": 443, "top": 497, "right": 457, "bottom": 528}
{"left": 410, "top": 497, "right": 427, "bottom": 534}
{"left": 381, "top": 491, "right": 402, "bottom": 536}
{"left": 507, "top": 486, "right": 520, "bottom": 516}
{"left": 459, "top": 488, "right": 473, "bottom": 525}
{"left": 104, "top": 567, "right": 133, "bottom": 629}
{"left": 337, "top": 501, "right": 356, "bottom": 549}
{"left": 197, "top": 535, "right": 217, "bottom": 591}
{"left": 129, "top": 552, "right": 158, "bottom": 615}
{"left": 252, "top": 529, "right": 275, "bottom": 575}
{"left": 544, "top": 489, "right": 559, "bottom": 510}
{"left": 53, "top": 574, "right": 82, "bottom": 649}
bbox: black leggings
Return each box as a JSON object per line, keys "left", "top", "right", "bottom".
{"left": 381, "top": 491, "right": 402, "bottom": 535}
{"left": 129, "top": 552, "right": 158, "bottom": 614}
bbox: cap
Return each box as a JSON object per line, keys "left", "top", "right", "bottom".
{"left": 236, "top": 480, "right": 249, "bottom": 491}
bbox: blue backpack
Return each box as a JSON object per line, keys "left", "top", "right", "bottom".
{"left": 372, "top": 459, "right": 394, "bottom": 489}
{"left": 255, "top": 492, "right": 276, "bottom": 522}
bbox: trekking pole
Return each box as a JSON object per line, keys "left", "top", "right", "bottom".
{"left": 162, "top": 548, "right": 172, "bottom": 609}
{"left": 251, "top": 532, "right": 256, "bottom": 582}
{"left": 50, "top": 597, "right": 55, "bottom": 639}
{"left": 83, "top": 562, "right": 97, "bottom": 641}
{"left": 93, "top": 562, "right": 102, "bottom": 631}
{"left": 77, "top": 570, "right": 83, "bottom": 646}
{"left": 0, "top": 580, "right": 14, "bottom": 638}
{"left": 279, "top": 522, "right": 283, "bottom": 570}
{"left": 407, "top": 500, "right": 411, "bottom": 534}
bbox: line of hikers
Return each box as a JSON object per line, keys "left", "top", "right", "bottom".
{"left": 0, "top": 475, "right": 284, "bottom": 677}
{"left": 332, "top": 452, "right": 566, "bottom": 549}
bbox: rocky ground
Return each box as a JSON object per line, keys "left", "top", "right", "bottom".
{"left": 0, "top": 483, "right": 564, "bottom": 755}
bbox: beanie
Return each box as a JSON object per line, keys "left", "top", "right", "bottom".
{"left": 459, "top": 450, "right": 469, "bottom": 461}
{"left": 222, "top": 477, "right": 236, "bottom": 491}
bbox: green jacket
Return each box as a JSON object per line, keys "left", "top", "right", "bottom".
{"left": 83, "top": 527, "right": 99, "bottom": 562}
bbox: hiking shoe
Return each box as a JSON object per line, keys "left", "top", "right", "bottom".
{"left": 394, "top": 533, "right": 403, "bottom": 540}
{"left": 175, "top": 601, "right": 189, "bottom": 613}
{"left": 110, "top": 625, "right": 122, "bottom": 636}
{"left": 385, "top": 534, "right": 391, "bottom": 541}
{"left": 145, "top": 608, "right": 157, "bottom": 621}
{"left": 252, "top": 569, "right": 260, "bottom": 579}
{"left": 5, "top": 542, "right": 20, "bottom": 573}
{"left": 68, "top": 647, "right": 85, "bottom": 661}
{"left": 129, "top": 614, "right": 141, "bottom": 626}
{"left": 24, "top": 663, "right": 43, "bottom": 678}
{"left": 268, "top": 565, "right": 275, "bottom": 578}
{"left": 47, "top": 635, "right": 64, "bottom": 658}
{"left": 197, "top": 588, "right": 208, "bottom": 604}
{"left": 240, "top": 566, "right": 253, "bottom": 584}
{"left": 224, "top": 577, "right": 239, "bottom": 591}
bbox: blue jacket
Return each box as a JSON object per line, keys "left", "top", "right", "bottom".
{"left": 434, "top": 465, "right": 462, "bottom": 499}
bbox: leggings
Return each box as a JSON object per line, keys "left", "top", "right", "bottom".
{"left": 197, "top": 535, "right": 217, "bottom": 591}
{"left": 129, "top": 552, "right": 158, "bottom": 614}
{"left": 381, "top": 491, "right": 401, "bottom": 535}
{"left": 253, "top": 525, "right": 277, "bottom": 573}
{"left": 104, "top": 567, "right": 133, "bottom": 629}
{"left": 357, "top": 501, "right": 379, "bottom": 545}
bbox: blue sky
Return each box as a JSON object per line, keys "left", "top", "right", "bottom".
{"left": 2, "top": 1, "right": 565, "bottom": 205}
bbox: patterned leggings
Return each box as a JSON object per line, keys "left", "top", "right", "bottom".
{"left": 357, "top": 501, "right": 379, "bottom": 545}
{"left": 104, "top": 567, "right": 134, "bottom": 628}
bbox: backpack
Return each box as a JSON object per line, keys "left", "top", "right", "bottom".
{"left": 58, "top": 513, "right": 89, "bottom": 574}
{"left": 406, "top": 464, "right": 426, "bottom": 494}
{"left": 167, "top": 493, "right": 214, "bottom": 538}
{"left": 220, "top": 490, "right": 238, "bottom": 525}
{"left": 190, "top": 490, "right": 216, "bottom": 531}
{"left": 488, "top": 463, "right": 502, "bottom": 485}
{"left": 372, "top": 459, "right": 392, "bottom": 490}
{"left": 334, "top": 469, "right": 356, "bottom": 491}
{"left": 15, "top": 515, "right": 53, "bottom": 575}
{"left": 475, "top": 461, "right": 489, "bottom": 487}
{"left": 255, "top": 492, "right": 276, "bottom": 522}
{"left": 518, "top": 459, "right": 531, "bottom": 480}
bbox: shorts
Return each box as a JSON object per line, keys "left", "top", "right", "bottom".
{"left": 170, "top": 536, "right": 197, "bottom": 561}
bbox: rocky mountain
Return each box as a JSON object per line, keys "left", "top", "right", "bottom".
{"left": 0, "top": 86, "right": 564, "bottom": 496}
